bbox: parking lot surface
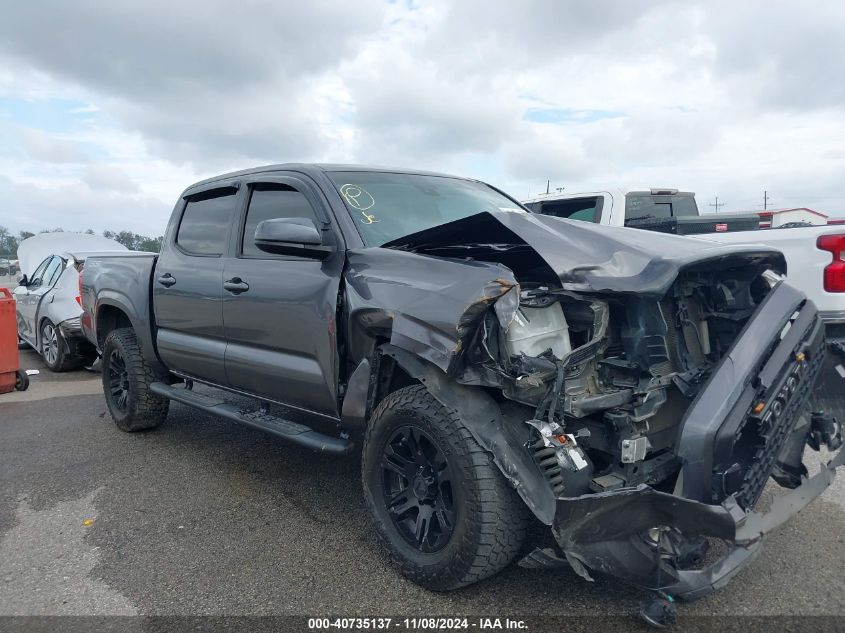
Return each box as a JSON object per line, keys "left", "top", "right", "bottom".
{"left": 1, "top": 345, "right": 844, "bottom": 628}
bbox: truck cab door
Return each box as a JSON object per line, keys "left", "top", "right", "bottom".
{"left": 153, "top": 183, "right": 240, "bottom": 385}
{"left": 222, "top": 174, "right": 344, "bottom": 417}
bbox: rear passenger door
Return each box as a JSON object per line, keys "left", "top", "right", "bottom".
{"left": 222, "top": 174, "right": 344, "bottom": 416}
{"left": 15, "top": 256, "right": 58, "bottom": 342}
{"left": 153, "top": 183, "right": 240, "bottom": 384}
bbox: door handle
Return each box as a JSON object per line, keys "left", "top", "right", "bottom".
{"left": 223, "top": 278, "right": 250, "bottom": 294}
{"left": 157, "top": 273, "right": 176, "bottom": 287}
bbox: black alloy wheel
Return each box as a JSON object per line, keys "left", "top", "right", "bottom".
{"left": 362, "top": 384, "right": 529, "bottom": 590}
{"left": 107, "top": 347, "right": 130, "bottom": 414}
{"left": 100, "top": 328, "right": 169, "bottom": 432}
{"left": 381, "top": 425, "right": 455, "bottom": 553}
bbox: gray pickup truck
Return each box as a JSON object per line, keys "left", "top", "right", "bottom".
{"left": 81, "top": 164, "right": 842, "bottom": 617}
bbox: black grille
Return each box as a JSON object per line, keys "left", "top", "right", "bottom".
{"left": 729, "top": 342, "right": 824, "bottom": 509}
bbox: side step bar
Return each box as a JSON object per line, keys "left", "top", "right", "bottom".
{"left": 150, "top": 382, "right": 353, "bottom": 455}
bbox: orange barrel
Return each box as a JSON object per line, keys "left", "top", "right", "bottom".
{"left": 0, "top": 287, "right": 27, "bottom": 393}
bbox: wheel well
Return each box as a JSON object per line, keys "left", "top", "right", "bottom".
{"left": 97, "top": 305, "right": 132, "bottom": 348}
{"left": 36, "top": 315, "right": 52, "bottom": 344}
{"left": 371, "top": 352, "right": 420, "bottom": 413}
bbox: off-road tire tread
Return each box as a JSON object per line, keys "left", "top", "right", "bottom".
{"left": 102, "top": 327, "right": 169, "bottom": 432}
{"left": 362, "top": 384, "right": 528, "bottom": 590}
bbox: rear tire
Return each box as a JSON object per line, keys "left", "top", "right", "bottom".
{"left": 40, "top": 319, "right": 79, "bottom": 372}
{"left": 102, "top": 327, "right": 169, "bottom": 432}
{"left": 362, "top": 384, "right": 528, "bottom": 590}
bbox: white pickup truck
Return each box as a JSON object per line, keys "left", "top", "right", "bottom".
{"left": 522, "top": 188, "right": 845, "bottom": 411}
{"left": 522, "top": 189, "right": 845, "bottom": 324}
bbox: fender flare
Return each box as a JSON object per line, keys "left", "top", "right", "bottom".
{"left": 95, "top": 293, "right": 164, "bottom": 372}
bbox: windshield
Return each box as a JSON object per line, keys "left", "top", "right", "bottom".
{"left": 327, "top": 171, "right": 525, "bottom": 246}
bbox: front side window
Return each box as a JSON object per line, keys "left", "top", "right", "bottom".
{"left": 327, "top": 171, "right": 525, "bottom": 246}
{"left": 241, "top": 184, "right": 320, "bottom": 257}
{"left": 177, "top": 188, "right": 237, "bottom": 255}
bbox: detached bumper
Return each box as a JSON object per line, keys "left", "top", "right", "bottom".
{"left": 551, "top": 445, "right": 843, "bottom": 600}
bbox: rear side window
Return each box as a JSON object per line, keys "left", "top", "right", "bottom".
{"left": 177, "top": 188, "right": 237, "bottom": 255}
{"left": 28, "top": 257, "right": 51, "bottom": 286}
{"left": 32, "top": 256, "right": 61, "bottom": 288}
{"left": 241, "top": 184, "right": 321, "bottom": 257}
{"left": 44, "top": 257, "right": 64, "bottom": 286}
{"left": 536, "top": 197, "right": 602, "bottom": 223}
{"left": 625, "top": 193, "right": 698, "bottom": 220}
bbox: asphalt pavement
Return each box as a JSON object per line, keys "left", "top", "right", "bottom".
{"left": 1, "top": 346, "right": 844, "bottom": 629}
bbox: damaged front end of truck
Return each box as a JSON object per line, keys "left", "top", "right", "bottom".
{"left": 341, "top": 210, "right": 843, "bottom": 600}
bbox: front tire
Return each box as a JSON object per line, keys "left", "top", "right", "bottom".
{"left": 102, "top": 327, "right": 169, "bottom": 432}
{"left": 362, "top": 385, "right": 528, "bottom": 590}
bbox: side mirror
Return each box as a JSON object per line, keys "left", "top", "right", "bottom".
{"left": 254, "top": 217, "right": 333, "bottom": 259}
{"left": 18, "top": 274, "right": 28, "bottom": 287}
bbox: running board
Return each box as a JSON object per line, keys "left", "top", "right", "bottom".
{"left": 149, "top": 382, "right": 353, "bottom": 455}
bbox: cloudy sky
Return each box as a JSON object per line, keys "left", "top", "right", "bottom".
{"left": 1, "top": 0, "right": 844, "bottom": 236}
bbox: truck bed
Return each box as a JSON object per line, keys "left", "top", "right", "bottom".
{"left": 626, "top": 213, "right": 761, "bottom": 235}
{"left": 80, "top": 251, "right": 160, "bottom": 367}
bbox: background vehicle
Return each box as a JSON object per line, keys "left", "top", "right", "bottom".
{"left": 81, "top": 165, "right": 841, "bottom": 608}
{"left": 0, "top": 258, "right": 18, "bottom": 276}
{"left": 15, "top": 252, "right": 102, "bottom": 371}
{"left": 521, "top": 189, "right": 845, "bottom": 325}
{"left": 15, "top": 233, "right": 129, "bottom": 371}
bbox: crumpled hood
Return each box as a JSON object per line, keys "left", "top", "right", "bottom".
{"left": 383, "top": 211, "right": 787, "bottom": 296}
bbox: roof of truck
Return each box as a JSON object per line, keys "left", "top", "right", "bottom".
{"left": 185, "top": 163, "right": 466, "bottom": 193}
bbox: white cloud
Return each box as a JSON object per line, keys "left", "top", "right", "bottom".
{"left": 82, "top": 164, "right": 139, "bottom": 193}
{"left": 0, "top": 175, "right": 169, "bottom": 235}
{"left": 0, "top": 0, "right": 844, "bottom": 236}
{"left": 18, "top": 127, "right": 90, "bottom": 164}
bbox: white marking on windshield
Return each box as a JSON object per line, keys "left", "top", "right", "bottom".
{"left": 340, "top": 184, "right": 375, "bottom": 211}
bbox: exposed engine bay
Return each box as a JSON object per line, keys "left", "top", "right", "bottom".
{"left": 468, "top": 264, "right": 776, "bottom": 501}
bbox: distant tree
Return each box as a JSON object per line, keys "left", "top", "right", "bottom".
{"left": 19, "top": 231, "right": 35, "bottom": 241}
{"left": 103, "top": 230, "right": 115, "bottom": 240}
{"left": 114, "top": 230, "right": 137, "bottom": 249}
{"left": 85, "top": 229, "right": 95, "bottom": 235}
{"left": 136, "top": 236, "right": 163, "bottom": 253}
{"left": 0, "top": 226, "right": 15, "bottom": 257}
